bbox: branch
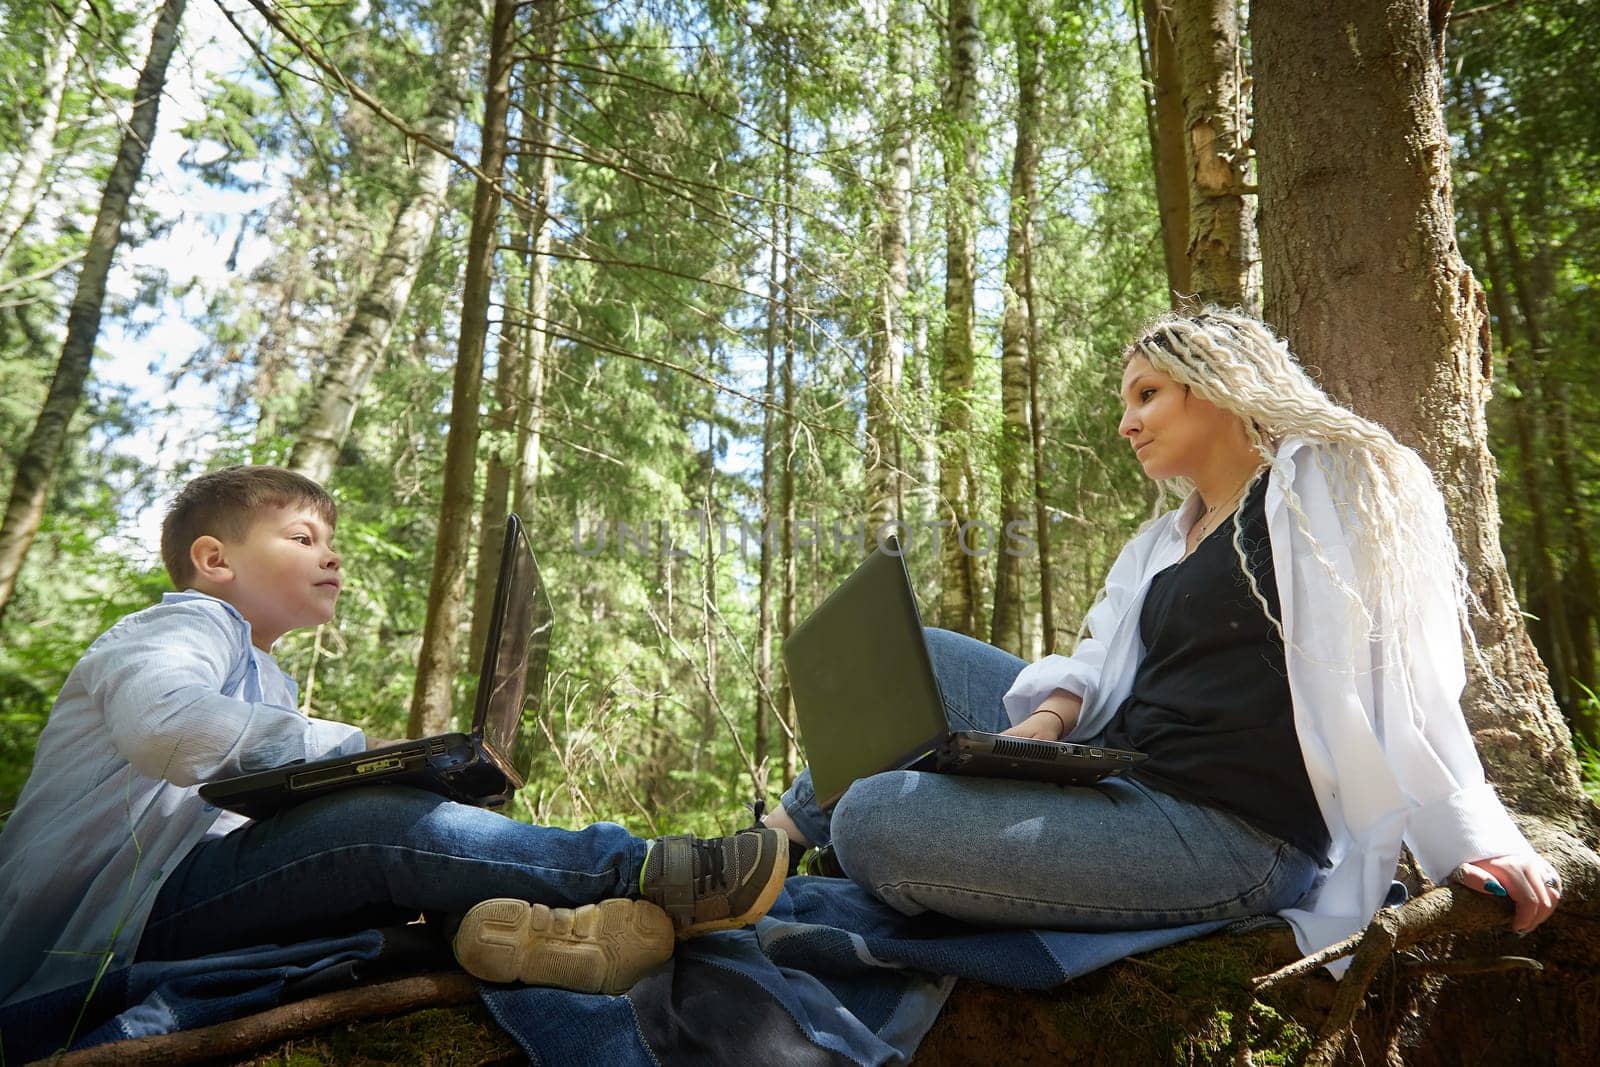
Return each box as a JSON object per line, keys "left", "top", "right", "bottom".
{"left": 235, "top": 0, "right": 537, "bottom": 216}
{"left": 38, "top": 972, "right": 478, "bottom": 1066}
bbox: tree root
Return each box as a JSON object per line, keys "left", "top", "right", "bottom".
{"left": 27, "top": 972, "right": 478, "bottom": 1067}
{"left": 1243, "top": 826, "right": 1600, "bottom": 1065}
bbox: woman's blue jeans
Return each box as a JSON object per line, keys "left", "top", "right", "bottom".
{"left": 779, "top": 628, "right": 1318, "bottom": 930}
{"left": 137, "top": 788, "right": 648, "bottom": 961}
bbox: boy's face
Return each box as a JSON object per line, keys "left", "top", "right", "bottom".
{"left": 199, "top": 503, "right": 342, "bottom": 651}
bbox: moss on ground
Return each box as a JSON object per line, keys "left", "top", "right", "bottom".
{"left": 234, "top": 1005, "right": 520, "bottom": 1066}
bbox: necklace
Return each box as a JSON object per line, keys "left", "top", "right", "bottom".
{"left": 1188, "top": 474, "right": 1257, "bottom": 548}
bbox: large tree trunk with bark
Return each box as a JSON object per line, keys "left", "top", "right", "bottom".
{"left": 1253, "top": 1, "right": 1599, "bottom": 1054}
{"left": 990, "top": 0, "right": 1041, "bottom": 656}
{"left": 287, "top": 0, "right": 483, "bottom": 485}
{"left": 1136, "top": 0, "right": 1192, "bottom": 307}
{"left": 0, "top": 0, "right": 187, "bottom": 627}
{"left": 0, "top": 1, "right": 84, "bottom": 269}
{"left": 936, "top": 0, "right": 982, "bottom": 636}
{"left": 408, "top": 0, "right": 515, "bottom": 738}
{"left": 1175, "top": 0, "right": 1256, "bottom": 311}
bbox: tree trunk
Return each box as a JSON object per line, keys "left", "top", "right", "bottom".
{"left": 510, "top": 34, "right": 558, "bottom": 523}
{"left": 864, "top": 0, "right": 914, "bottom": 539}
{"left": 467, "top": 0, "right": 557, "bottom": 671}
{"left": 755, "top": 190, "right": 780, "bottom": 780}
{"left": 0, "top": 1, "right": 85, "bottom": 269}
{"left": 1249, "top": 4, "right": 1599, "bottom": 1056}
{"left": 1476, "top": 209, "right": 1576, "bottom": 714}
{"left": 1025, "top": 191, "right": 1054, "bottom": 657}
{"left": 287, "top": 0, "right": 483, "bottom": 485}
{"left": 936, "top": 0, "right": 982, "bottom": 636}
{"left": 465, "top": 274, "right": 526, "bottom": 671}
{"left": 1175, "top": 0, "right": 1256, "bottom": 311}
{"left": 778, "top": 49, "right": 799, "bottom": 782}
{"left": 1549, "top": 380, "right": 1599, "bottom": 710}
{"left": 1493, "top": 203, "right": 1599, "bottom": 718}
{"left": 0, "top": 0, "right": 187, "bottom": 627}
{"left": 908, "top": 137, "right": 937, "bottom": 526}
{"left": 991, "top": 1, "right": 1041, "bottom": 656}
{"left": 407, "top": 0, "right": 515, "bottom": 739}
{"left": 1253, "top": 0, "right": 1587, "bottom": 824}
{"left": 1135, "top": 0, "right": 1193, "bottom": 307}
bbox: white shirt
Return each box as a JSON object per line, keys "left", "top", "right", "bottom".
{"left": 0, "top": 592, "right": 365, "bottom": 1006}
{"left": 1002, "top": 438, "right": 1530, "bottom": 970}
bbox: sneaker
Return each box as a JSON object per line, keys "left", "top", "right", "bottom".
{"left": 742, "top": 798, "right": 803, "bottom": 878}
{"left": 639, "top": 828, "right": 789, "bottom": 939}
{"left": 452, "top": 897, "right": 674, "bottom": 993}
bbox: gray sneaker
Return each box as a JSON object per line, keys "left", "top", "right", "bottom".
{"left": 639, "top": 828, "right": 789, "bottom": 939}
{"left": 452, "top": 897, "right": 674, "bottom": 993}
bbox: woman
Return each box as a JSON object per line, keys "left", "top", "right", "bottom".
{"left": 765, "top": 309, "right": 1559, "bottom": 965}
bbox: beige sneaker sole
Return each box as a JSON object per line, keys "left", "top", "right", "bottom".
{"left": 453, "top": 897, "right": 674, "bottom": 993}
{"left": 677, "top": 834, "right": 788, "bottom": 940}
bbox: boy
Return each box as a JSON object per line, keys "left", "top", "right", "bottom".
{"left": 0, "top": 466, "right": 786, "bottom": 1007}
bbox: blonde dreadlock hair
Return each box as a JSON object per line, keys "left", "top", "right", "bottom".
{"left": 1123, "top": 308, "right": 1476, "bottom": 673}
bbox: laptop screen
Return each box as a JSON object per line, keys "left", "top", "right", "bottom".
{"left": 782, "top": 539, "right": 949, "bottom": 807}
{"left": 474, "top": 514, "right": 553, "bottom": 787}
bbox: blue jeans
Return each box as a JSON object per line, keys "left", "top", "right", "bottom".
{"left": 137, "top": 787, "right": 648, "bottom": 961}
{"left": 779, "top": 628, "right": 1318, "bottom": 930}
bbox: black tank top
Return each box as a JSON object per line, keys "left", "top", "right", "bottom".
{"left": 1101, "top": 477, "right": 1330, "bottom": 863}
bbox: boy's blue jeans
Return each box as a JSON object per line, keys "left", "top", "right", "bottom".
{"left": 138, "top": 790, "right": 648, "bottom": 961}
{"left": 780, "top": 628, "right": 1319, "bottom": 929}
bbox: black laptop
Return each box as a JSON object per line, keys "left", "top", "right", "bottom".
{"left": 783, "top": 537, "right": 1145, "bottom": 808}
{"left": 200, "top": 514, "right": 552, "bottom": 819}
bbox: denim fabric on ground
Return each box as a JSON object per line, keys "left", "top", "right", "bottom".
{"left": 0, "top": 928, "right": 419, "bottom": 1063}
{"left": 4, "top": 877, "right": 1240, "bottom": 1066}
{"left": 480, "top": 875, "right": 1230, "bottom": 1065}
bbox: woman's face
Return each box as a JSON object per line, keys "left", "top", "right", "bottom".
{"left": 1117, "top": 354, "right": 1246, "bottom": 482}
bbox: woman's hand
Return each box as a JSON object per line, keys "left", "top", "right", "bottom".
{"left": 1002, "top": 710, "right": 1067, "bottom": 740}
{"left": 1454, "top": 852, "right": 1562, "bottom": 934}
{"left": 1002, "top": 691, "right": 1084, "bottom": 741}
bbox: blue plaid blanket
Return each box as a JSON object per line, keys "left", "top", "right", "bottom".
{"left": 1, "top": 877, "right": 1229, "bottom": 1065}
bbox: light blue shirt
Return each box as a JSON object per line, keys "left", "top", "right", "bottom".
{"left": 0, "top": 592, "right": 365, "bottom": 1006}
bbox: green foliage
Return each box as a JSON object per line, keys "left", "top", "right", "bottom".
{"left": 3, "top": 0, "right": 1590, "bottom": 844}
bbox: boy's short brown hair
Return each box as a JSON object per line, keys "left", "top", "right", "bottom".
{"left": 160, "top": 466, "right": 337, "bottom": 588}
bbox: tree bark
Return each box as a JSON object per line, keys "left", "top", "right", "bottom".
{"left": 1135, "top": 0, "right": 1192, "bottom": 307}
{"left": 0, "top": 1, "right": 85, "bottom": 269}
{"left": 408, "top": 0, "right": 515, "bottom": 739}
{"left": 1252, "top": 0, "right": 1587, "bottom": 823}
{"left": 778, "top": 45, "right": 799, "bottom": 782}
{"left": 936, "top": 0, "right": 982, "bottom": 636}
{"left": 991, "top": 0, "right": 1041, "bottom": 655}
{"left": 1476, "top": 209, "right": 1577, "bottom": 714}
{"left": 510, "top": 35, "right": 558, "bottom": 523}
{"left": 756, "top": 191, "right": 780, "bottom": 779}
{"left": 0, "top": 0, "right": 187, "bottom": 627}
{"left": 467, "top": 0, "right": 557, "bottom": 672}
{"left": 1492, "top": 202, "right": 1599, "bottom": 719}
{"left": 864, "top": 0, "right": 914, "bottom": 540}
{"left": 287, "top": 0, "right": 484, "bottom": 485}
{"left": 1175, "top": 0, "right": 1256, "bottom": 311}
